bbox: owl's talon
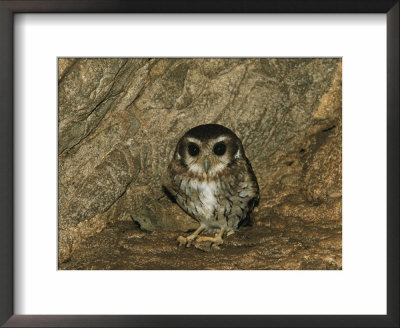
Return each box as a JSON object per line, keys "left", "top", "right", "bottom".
{"left": 177, "top": 224, "right": 205, "bottom": 248}
{"left": 226, "top": 231, "right": 235, "bottom": 237}
{"left": 211, "top": 243, "right": 221, "bottom": 250}
{"left": 196, "top": 235, "right": 224, "bottom": 247}
{"left": 177, "top": 236, "right": 187, "bottom": 247}
{"left": 214, "top": 236, "right": 223, "bottom": 246}
{"left": 177, "top": 234, "right": 199, "bottom": 247}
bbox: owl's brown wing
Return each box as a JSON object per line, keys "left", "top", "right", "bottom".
{"left": 238, "top": 157, "right": 260, "bottom": 227}
{"left": 161, "top": 168, "right": 177, "bottom": 201}
{"left": 243, "top": 155, "right": 260, "bottom": 203}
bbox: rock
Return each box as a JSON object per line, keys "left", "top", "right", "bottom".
{"left": 131, "top": 199, "right": 198, "bottom": 232}
{"left": 59, "top": 221, "right": 342, "bottom": 270}
{"left": 58, "top": 58, "right": 342, "bottom": 265}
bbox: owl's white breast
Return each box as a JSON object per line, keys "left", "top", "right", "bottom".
{"left": 189, "top": 179, "right": 217, "bottom": 219}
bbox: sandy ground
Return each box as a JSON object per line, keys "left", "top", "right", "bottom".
{"left": 59, "top": 220, "right": 342, "bottom": 270}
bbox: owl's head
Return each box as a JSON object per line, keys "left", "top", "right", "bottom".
{"left": 174, "top": 124, "right": 245, "bottom": 176}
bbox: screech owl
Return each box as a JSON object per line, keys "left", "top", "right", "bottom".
{"left": 163, "top": 124, "right": 259, "bottom": 248}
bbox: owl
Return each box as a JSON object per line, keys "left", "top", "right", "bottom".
{"left": 163, "top": 124, "right": 259, "bottom": 248}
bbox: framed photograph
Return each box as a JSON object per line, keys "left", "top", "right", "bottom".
{"left": 0, "top": 1, "right": 398, "bottom": 327}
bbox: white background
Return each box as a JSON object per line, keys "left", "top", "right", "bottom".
{"left": 14, "top": 14, "right": 387, "bottom": 315}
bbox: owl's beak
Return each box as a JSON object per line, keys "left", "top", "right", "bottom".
{"left": 203, "top": 157, "right": 210, "bottom": 173}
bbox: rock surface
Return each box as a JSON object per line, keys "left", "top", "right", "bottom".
{"left": 59, "top": 221, "right": 342, "bottom": 270}
{"left": 58, "top": 58, "right": 342, "bottom": 269}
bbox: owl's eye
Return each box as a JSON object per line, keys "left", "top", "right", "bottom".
{"left": 213, "top": 142, "right": 226, "bottom": 156}
{"left": 188, "top": 143, "right": 200, "bottom": 156}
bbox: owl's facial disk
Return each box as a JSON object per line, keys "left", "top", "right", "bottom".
{"left": 178, "top": 136, "right": 240, "bottom": 176}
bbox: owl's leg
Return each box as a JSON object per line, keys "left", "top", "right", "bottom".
{"left": 226, "top": 230, "right": 235, "bottom": 237}
{"left": 177, "top": 223, "right": 205, "bottom": 247}
{"left": 196, "top": 227, "right": 227, "bottom": 247}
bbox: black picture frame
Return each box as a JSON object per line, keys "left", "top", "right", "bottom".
{"left": 0, "top": 1, "right": 398, "bottom": 327}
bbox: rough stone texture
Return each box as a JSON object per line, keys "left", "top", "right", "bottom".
{"left": 58, "top": 58, "right": 342, "bottom": 269}
{"left": 59, "top": 221, "right": 341, "bottom": 270}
